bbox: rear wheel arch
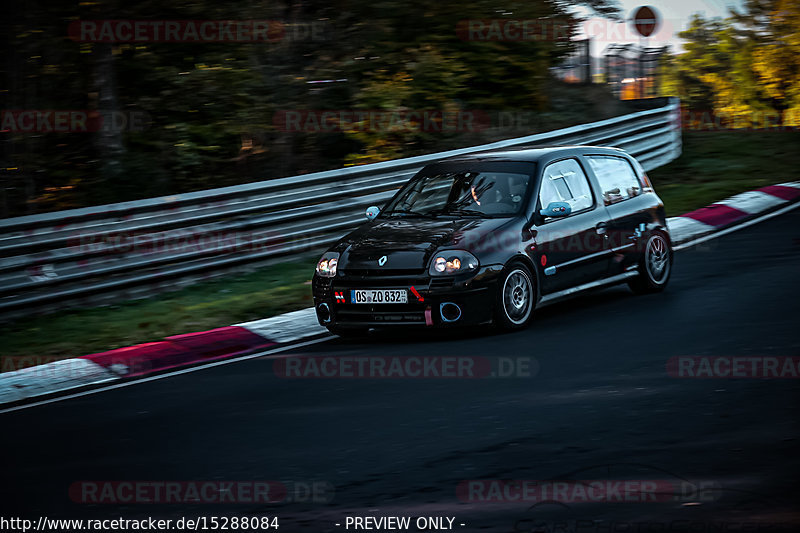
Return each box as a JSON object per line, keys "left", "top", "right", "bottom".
{"left": 629, "top": 229, "right": 672, "bottom": 294}
{"left": 650, "top": 224, "right": 671, "bottom": 244}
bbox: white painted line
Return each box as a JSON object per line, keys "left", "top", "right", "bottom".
{"left": 0, "top": 336, "right": 332, "bottom": 415}
{"left": 666, "top": 216, "right": 715, "bottom": 244}
{"left": 0, "top": 359, "right": 118, "bottom": 405}
{"left": 716, "top": 190, "right": 786, "bottom": 214}
{"left": 236, "top": 307, "right": 327, "bottom": 343}
{"left": 674, "top": 201, "right": 800, "bottom": 251}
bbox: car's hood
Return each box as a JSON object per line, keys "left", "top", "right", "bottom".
{"left": 338, "top": 217, "right": 512, "bottom": 271}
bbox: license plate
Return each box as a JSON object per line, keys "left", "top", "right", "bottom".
{"left": 350, "top": 289, "right": 408, "bottom": 304}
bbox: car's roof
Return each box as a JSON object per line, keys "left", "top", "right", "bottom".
{"left": 437, "top": 145, "right": 628, "bottom": 164}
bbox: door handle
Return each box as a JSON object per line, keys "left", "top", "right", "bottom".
{"left": 595, "top": 222, "right": 608, "bottom": 235}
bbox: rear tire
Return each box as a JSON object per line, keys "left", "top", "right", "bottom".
{"left": 493, "top": 262, "right": 536, "bottom": 331}
{"left": 628, "top": 231, "right": 672, "bottom": 294}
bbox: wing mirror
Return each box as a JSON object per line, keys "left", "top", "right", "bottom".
{"left": 539, "top": 201, "right": 571, "bottom": 218}
{"left": 365, "top": 206, "right": 380, "bottom": 220}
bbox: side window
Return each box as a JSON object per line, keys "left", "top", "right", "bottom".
{"left": 539, "top": 158, "right": 594, "bottom": 214}
{"left": 586, "top": 156, "right": 642, "bottom": 205}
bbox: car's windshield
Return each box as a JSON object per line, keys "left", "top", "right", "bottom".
{"left": 383, "top": 170, "right": 531, "bottom": 218}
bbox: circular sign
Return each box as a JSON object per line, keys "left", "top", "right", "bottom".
{"left": 632, "top": 6, "right": 659, "bottom": 38}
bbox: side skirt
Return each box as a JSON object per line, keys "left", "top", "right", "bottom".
{"left": 537, "top": 271, "right": 639, "bottom": 308}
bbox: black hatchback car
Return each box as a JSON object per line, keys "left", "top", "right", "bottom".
{"left": 312, "top": 146, "right": 672, "bottom": 335}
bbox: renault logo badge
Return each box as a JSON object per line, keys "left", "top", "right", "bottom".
{"left": 378, "top": 255, "right": 388, "bottom": 266}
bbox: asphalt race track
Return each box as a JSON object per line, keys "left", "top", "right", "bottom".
{"left": 2, "top": 209, "right": 799, "bottom": 532}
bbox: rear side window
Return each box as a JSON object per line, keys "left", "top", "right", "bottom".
{"left": 586, "top": 155, "right": 642, "bottom": 205}
{"left": 539, "top": 158, "right": 594, "bottom": 213}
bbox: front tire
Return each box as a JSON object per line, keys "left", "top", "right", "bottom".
{"left": 628, "top": 231, "right": 672, "bottom": 294}
{"left": 493, "top": 262, "right": 536, "bottom": 331}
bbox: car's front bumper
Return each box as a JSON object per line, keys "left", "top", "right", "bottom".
{"left": 312, "top": 265, "right": 503, "bottom": 328}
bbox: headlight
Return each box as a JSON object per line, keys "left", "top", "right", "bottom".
{"left": 429, "top": 250, "right": 479, "bottom": 276}
{"left": 316, "top": 251, "right": 340, "bottom": 277}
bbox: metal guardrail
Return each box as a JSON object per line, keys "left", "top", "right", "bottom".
{"left": 0, "top": 98, "right": 681, "bottom": 318}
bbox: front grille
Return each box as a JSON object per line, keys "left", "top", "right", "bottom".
{"left": 429, "top": 278, "right": 455, "bottom": 289}
{"left": 342, "top": 268, "right": 425, "bottom": 277}
{"left": 334, "top": 277, "right": 429, "bottom": 289}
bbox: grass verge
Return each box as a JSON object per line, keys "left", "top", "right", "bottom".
{"left": 649, "top": 131, "right": 800, "bottom": 217}
{"left": 1, "top": 130, "right": 798, "bottom": 362}
{"left": 0, "top": 260, "right": 315, "bottom": 361}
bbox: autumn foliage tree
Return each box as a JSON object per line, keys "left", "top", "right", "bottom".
{"left": 660, "top": 0, "right": 800, "bottom": 128}
{"left": 1, "top": 0, "right": 623, "bottom": 217}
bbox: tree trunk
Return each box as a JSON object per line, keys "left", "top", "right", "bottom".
{"left": 91, "top": 42, "right": 125, "bottom": 185}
